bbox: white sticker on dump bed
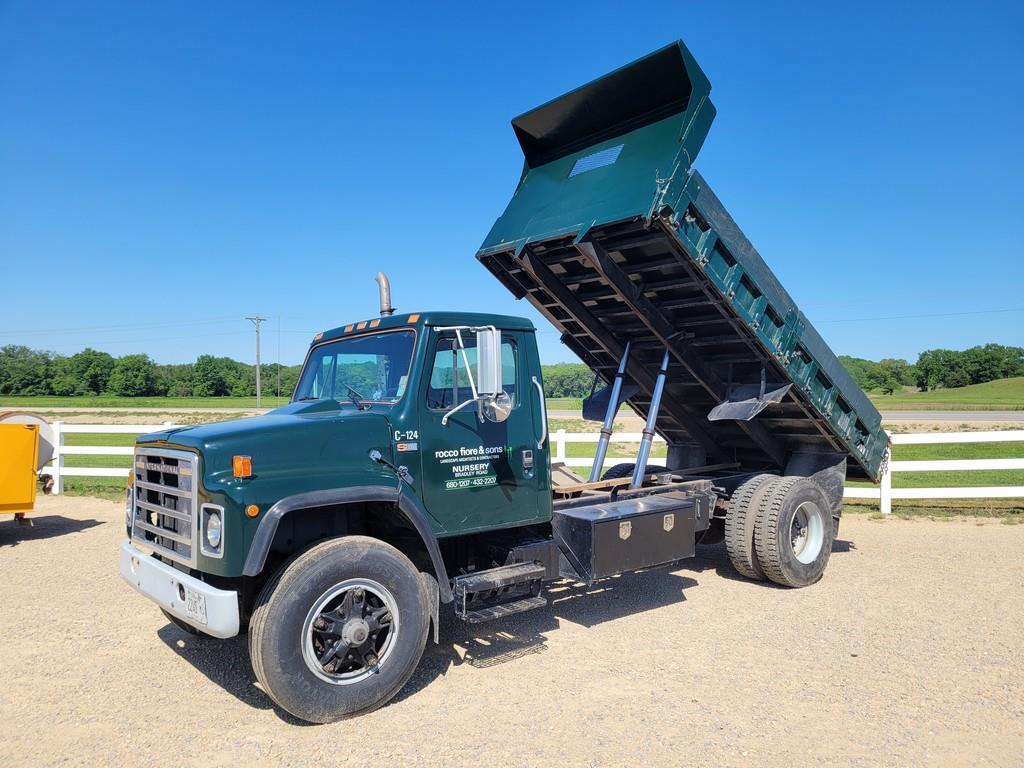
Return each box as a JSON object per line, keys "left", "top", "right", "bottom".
{"left": 434, "top": 444, "right": 506, "bottom": 490}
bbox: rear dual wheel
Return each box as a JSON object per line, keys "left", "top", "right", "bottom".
{"left": 726, "top": 475, "right": 835, "bottom": 588}
{"left": 724, "top": 474, "right": 775, "bottom": 579}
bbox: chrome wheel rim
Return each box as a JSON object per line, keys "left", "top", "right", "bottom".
{"left": 791, "top": 501, "right": 825, "bottom": 564}
{"left": 301, "top": 578, "right": 399, "bottom": 685}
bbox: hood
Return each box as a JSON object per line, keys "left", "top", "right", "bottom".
{"left": 137, "top": 400, "right": 397, "bottom": 501}
{"left": 137, "top": 399, "right": 353, "bottom": 445}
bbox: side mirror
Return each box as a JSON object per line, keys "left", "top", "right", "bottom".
{"left": 475, "top": 327, "right": 502, "bottom": 397}
{"left": 483, "top": 391, "right": 512, "bottom": 423}
{"left": 441, "top": 326, "right": 510, "bottom": 426}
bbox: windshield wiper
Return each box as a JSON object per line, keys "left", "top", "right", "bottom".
{"left": 343, "top": 384, "right": 367, "bottom": 410}
{"left": 295, "top": 396, "right": 322, "bottom": 402}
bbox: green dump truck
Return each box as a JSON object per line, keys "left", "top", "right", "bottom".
{"left": 120, "top": 41, "right": 888, "bottom": 724}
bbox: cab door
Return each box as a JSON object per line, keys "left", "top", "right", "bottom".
{"left": 418, "top": 328, "right": 549, "bottom": 534}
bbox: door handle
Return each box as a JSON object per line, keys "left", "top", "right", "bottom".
{"left": 531, "top": 376, "right": 547, "bottom": 449}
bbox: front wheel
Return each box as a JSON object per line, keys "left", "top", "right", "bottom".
{"left": 249, "top": 536, "right": 429, "bottom": 723}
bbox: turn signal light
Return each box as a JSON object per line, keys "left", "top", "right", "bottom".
{"left": 246, "top": 504, "right": 260, "bottom": 518}
{"left": 233, "top": 455, "right": 253, "bottom": 478}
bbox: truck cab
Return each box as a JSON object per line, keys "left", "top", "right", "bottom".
{"left": 120, "top": 301, "right": 719, "bottom": 721}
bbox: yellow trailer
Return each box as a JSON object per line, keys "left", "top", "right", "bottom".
{"left": 0, "top": 412, "right": 55, "bottom": 521}
{"left": 0, "top": 423, "right": 40, "bottom": 519}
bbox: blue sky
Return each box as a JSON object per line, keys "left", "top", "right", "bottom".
{"left": 1, "top": 1, "right": 1022, "bottom": 368}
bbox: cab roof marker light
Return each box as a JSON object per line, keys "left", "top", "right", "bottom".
{"left": 357, "top": 321, "right": 367, "bottom": 330}
{"left": 408, "top": 314, "right": 420, "bottom": 323}
{"left": 344, "top": 325, "right": 354, "bottom": 332}
{"left": 369, "top": 319, "right": 380, "bottom": 328}
{"left": 314, "top": 332, "right": 324, "bottom": 340}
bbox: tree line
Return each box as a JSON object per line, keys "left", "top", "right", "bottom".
{"left": 547, "top": 344, "right": 1023, "bottom": 397}
{"left": 0, "top": 343, "right": 1020, "bottom": 398}
{"left": 0, "top": 346, "right": 302, "bottom": 397}
{"left": 838, "top": 344, "right": 1023, "bottom": 394}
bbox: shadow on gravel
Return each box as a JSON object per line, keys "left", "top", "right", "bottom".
{"left": 160, "top": 539, "right": 857, "bottom": 721}
{"left": 0, "top": 515, "right": 103, "bottom": 547}
{"left": 690, "top": 538, "right": 856, "bottom": 585}
{"left": 156, "top": 626, "right": 314, "bottom": 727}
{"left": 396, "top": 569, "right": 699, "bottom": 705}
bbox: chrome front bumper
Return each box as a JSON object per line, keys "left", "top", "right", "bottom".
{"left": 119, "top": 540, "right": 240, "bottom": 638}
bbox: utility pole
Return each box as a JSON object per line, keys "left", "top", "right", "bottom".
{"left": 246, "top": 315, "right": 267, "bottom": 408}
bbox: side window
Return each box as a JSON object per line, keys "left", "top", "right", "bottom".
{"left": 427, "top": 334, "right": 517, "bottom": 410}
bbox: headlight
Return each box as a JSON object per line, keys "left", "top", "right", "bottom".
{"left": 125, "top": 474, "right": 134, "bottom": 533}
{"left": 205, "top": 509, "right": 222, "bottom": 549}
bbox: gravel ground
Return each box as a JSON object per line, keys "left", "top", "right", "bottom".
{"left": 1, "top": 496, "right": 1022, "bottom": 768}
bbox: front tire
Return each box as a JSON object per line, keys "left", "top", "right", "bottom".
{"left": 753, "top": 477, "right": 834, "bottom": 588}
{"left": 249, "top": 536, "right": 429, "bottom": 723}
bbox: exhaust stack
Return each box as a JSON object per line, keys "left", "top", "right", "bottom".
{"left": 374, "top": 272, "right": 395, "bottom": 316}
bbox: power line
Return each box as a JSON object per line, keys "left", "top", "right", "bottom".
{"left": 0, "top": 315, "right": 240, "bottom": 337}
{"left": 817, "top": 307, "right": 1024, "bottom": 324}
{"left": 0, "top": 329, "right": 252, "bottom": 349}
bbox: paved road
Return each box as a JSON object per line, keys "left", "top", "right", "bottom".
{"left": 6, "top": 405, "right": 1022, "bottom": 423}
{"left": 0, "top": 405, "right": 266, "bottom": 414}
{"left": 2, "top": 496, "right": 1022, "bottom": 767}
{"left": 878, "top": 410, "right": 1024, "bottom": 422}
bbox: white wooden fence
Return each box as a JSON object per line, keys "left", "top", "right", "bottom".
{"left": 40, "top": 423, "right": 1024, "bottom": 515}
{"left": 40, "top": 422, "right": 177, "bottom": 495}
{"left": 550, "top": 429, "right": 665, "bottom": 470}
{"left": 842, "top": 430, "right": 1024, "bottom": 514}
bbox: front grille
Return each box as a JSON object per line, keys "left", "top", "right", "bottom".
{"left": 130, "top": 447, "right": 199, "bottom": 567}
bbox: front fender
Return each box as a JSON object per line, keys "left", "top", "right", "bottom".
{"left": 242, "top": 484, "right": 453, "bottom": 603}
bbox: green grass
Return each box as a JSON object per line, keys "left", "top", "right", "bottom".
{"left": 545, "top": 397, "right": 584, "bottom": 411}
{"left": 844, "top": 439, "right": 1023, "bottom": 516}
{"left": 550, "top": 379, "right": 1024, "bottom": 414}
{"left": 61, "top": 478, "right": 126, "bottom": 502}
{"left": 3, "top": 394, "right": 622, "bottom": 416}
{"left": 844, "top": 441, "right": 1024, "bottom": 490}
{"left": 867, "top": 377, "right": 1024, "bottom": 410}
{"left": 64, "top": 433, "right": 138, "bottom": 447}
{"left": 4, "top": 377, "right": 1022, "bottom": 413}
{"left": 0, "top": 395, "right": 289, "bottom": 408}
{"left": 844, "top": 499, "right": 1024, "bottom": 519}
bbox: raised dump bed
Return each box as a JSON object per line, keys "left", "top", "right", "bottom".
{"left": 477, "top": 41, "right": 887, "bottom": 481}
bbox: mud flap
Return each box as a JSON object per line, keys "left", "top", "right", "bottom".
{"left": 785, "top": 451, "right": 847, "bottom": 518}
{"left": 421, "top": 571, "right": 440, "bottom": 644}
{"left": 582, "top": 379, "right": 639, "bottom": 422}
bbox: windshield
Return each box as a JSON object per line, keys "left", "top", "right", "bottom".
{"left": 293, "top": 330, "right": 415, "bottom": 405}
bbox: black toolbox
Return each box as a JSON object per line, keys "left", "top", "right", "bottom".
{"left": 552, "top": 488, "right": 713, "bottom": 584}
